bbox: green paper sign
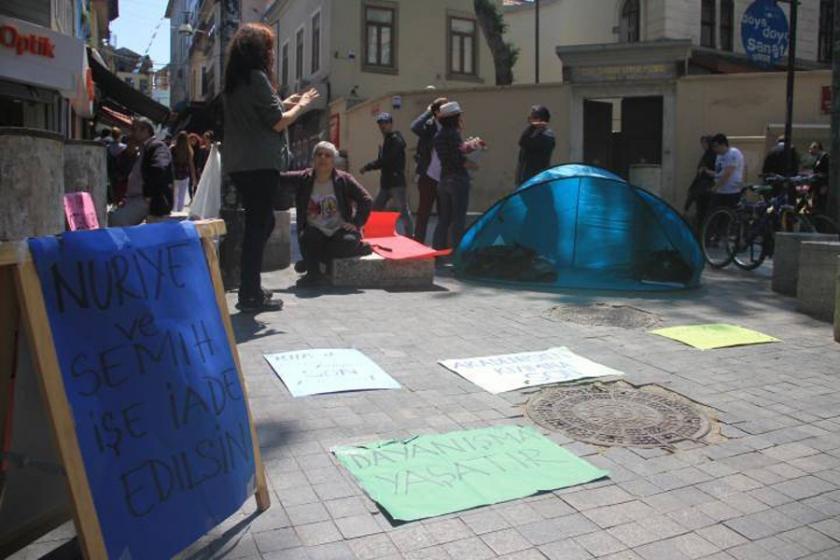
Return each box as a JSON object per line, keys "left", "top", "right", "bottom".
{"left": 651, "top": 323, "right": 780, "bottom": 350}
{"left": 333, "top": 425, "right": 608, "bottom": 521}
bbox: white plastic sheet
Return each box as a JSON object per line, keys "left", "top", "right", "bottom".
{"left": 190, "top": 143, "right": 221, "bottom": 219}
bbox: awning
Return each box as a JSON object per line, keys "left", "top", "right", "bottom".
{"left": 100, "top": 105, "right": 133, "bottom": 127}
{"left": 88, "top": 49, "right": 170, "bottom": 123}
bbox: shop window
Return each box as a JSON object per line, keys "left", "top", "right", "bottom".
{"left": 281, "top": 42, "right": 290, "bottom": 89}
{"left": 295, "top": 27, "right": 304, "bottom": 81}
{"left": 720, "top": 0, "right": 734, "bottom": 51}
{"left": 448, "top": 16, "right": 478, "bottom": 77}
{"left": 701, "top": 0, "right": 716, "bottom": 48}
{"left": 364, "top": 4, "right": 396, "bottom": 71}
{"left": 311, "top": 11, "right": 321, "bottom": 74}
{"left": 819, "top": 0, "right": 834, "bottom": 63}
{"left": 620, "top": 0, "right": 640, "bottom": 43}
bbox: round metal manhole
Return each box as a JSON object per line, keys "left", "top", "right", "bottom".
{"left": 545, "top": 303, "right": 662, "bottom": 330}
{"left": 526, "top": 385, "right": 711, "bottom": 448}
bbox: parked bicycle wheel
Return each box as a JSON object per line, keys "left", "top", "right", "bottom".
{"left": 810, "top": 214, "right": 840, "bottom": 238}
{"left": 729, "top": 212, "right": 768, "bottom": 270}
{"left": 701, "top": 208, "right": 735, "bottom": 268}
{"left": 779, "top": 209, "right": 815, "bottom": 233}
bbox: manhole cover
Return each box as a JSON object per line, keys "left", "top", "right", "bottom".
{"left": 545, "top": 303, "right": 662, "bottom": 329}
{"left": 526, "top": 384, "right": 711, "bottom": 448}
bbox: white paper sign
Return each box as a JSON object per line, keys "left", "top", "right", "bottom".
{"left": 264, "top": 349, "right": 401, "bottom": 397}
{"left": 439, "top": 347, "right": 623, "bottom": 394}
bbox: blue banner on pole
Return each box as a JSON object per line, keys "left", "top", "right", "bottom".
{"left": 741, "top": 0, "right": 790, "bottom": 66}
{"left": 28, "top": 222, "right": 255, "bottom": 559}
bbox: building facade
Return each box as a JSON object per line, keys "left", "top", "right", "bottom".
{"left": 505, "top": 0, "right": 832, "bottom": 84}
{"left": 263, "top": 0, "right": 497, "bottom": 165}
{"left": 0, "top": 0, "right": 110, "bottom": 137}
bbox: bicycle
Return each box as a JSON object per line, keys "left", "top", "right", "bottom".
{"left": 701, "top": 176, "right": 813, "bottom": 270}
{"left": 791, "top": 175, "right": 840, "bottom": 236}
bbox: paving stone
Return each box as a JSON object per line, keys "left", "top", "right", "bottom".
{"left": 424, "top": 518, "right": 473, "bottom": 545}
{"left": 347, "top": 533, "right": 400, "bottom": 560}
{"left": 497, "top": 503, "right": 544, "bottom": 526}
{"left": 518, "top": 515, "right": 599, "bottom": 545}
{"left": 538, "top": 539, "right": 594, "bottom": 560}
{"left": 402, "top": 545, "right": 452, "bottom": 560}
{"left": 634, "top": 539, "right": 692, "bottom": 560}
{"left": 583, "top": 501, "right": 656, "bottom": 528}
{"left": 666, "top": 507, "right": 717, "bottom": 531}
{"left": 497, "top": 550, "right": 548, "bottom": 560}
{"left": 287, "top": 502, "right": 332, "bottom": 526}
{"left": 753, "top": 536, "right": 811, "bottom": 560}
{"left": 563, "top": 486, "right": 635, "bottom": 511}
{"left": 460, "top": 510, "right": 511, "bottom": 535}
{"left": 811, "top": 518, "right": 840, "bottom": 541}
{"left": 668, "top": 533, "right": 720, "bottom": 559}
{"left": 529, "top": 496, "right": 575, "bottom": 519}
{"left": 442, "top": 536, "right": 496, "bottom": 559}
{"left": 390, "top": 525, "right": 438, "bottom": 552}
{"left": 304, "top": 541, "right": 355, "bottom": 559}
{"left": 696, "top": 524, "right": 749, "bottom": 549}
{"left": 778, "top": 527, "right": 838, "bottom": 552}
{"left": 573, "top": 531, "right": 628, "bottom": 556}
{"left": 324, "top": 496, "right": 371, "bottom": 519}
{"left": 294, "top": 520, "right": 344, "bottom": 547}
{"left": 480, "top": 528, "right": 533, "bottom": 555}
{"left": 334, "top": 514, "right": 382, "bottom": 539}
{"left": 253, "top": 527, "right": 302, "bottom": 554}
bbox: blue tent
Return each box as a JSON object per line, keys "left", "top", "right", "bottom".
{"left": 455, "top": 164, "right": 704, "bottom": 291}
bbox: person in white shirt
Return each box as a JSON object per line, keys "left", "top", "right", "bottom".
{"left": 708, "top": 133, "right": 745, "bottom": 210}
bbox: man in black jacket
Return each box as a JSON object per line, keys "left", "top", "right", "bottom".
{"left": 515, "top": 105, "right": 556, "bottom": 186}
{"left": 108, "top": 117, "right": 173, "bottom": 226}
{"left": 410, "top": 97, "right": 447, "bottom": 243}
{"left": 361, "top": 113, "right": 413, "bottom": 235}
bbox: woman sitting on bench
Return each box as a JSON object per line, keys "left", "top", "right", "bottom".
{"left": 279, "top": 141, "right": 373, "bottom": 286}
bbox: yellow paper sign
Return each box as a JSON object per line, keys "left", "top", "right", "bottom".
{"left": 651, "top": 324, "right": 780, "bottom": 350}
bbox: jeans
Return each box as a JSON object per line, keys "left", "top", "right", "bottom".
{"left": 299, "top": 226, "right": 362, "bottom": 274}
{"left": 373, "top": 186, "right": 414, "bottom": 236}
{"left": 433, "top": 174, "right": 470, "bottom": 250}
{"left": 173, "top": 178, "right": 190, "bottom": 212}
{"left": 414, "top": 175, "right": 438, "bottom": 244}
{"left": 231, "top": 169, "right": 277, "bottom": 302}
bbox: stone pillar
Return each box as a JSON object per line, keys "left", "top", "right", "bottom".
{"left": 0, "top": 128, "right": 65, "bottom": 240}
{"left": 64, "top": 140, "right": 108, "bottom": 227}
{"left": 773, "top": 233, "right": 838, "bottom": 296}
{"left": 797, "top": 241, "right": 840, "bottom": 322}
{"left": 835, "top": 256, "right": 840, "bottom": 343}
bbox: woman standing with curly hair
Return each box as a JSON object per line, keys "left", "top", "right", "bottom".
{"left": 223, "top": 23, "right": 319, "bottom": 313}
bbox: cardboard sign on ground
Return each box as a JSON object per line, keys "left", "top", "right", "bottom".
{"left": 439, "top": 347, "right": 624, "bottom": 394}
{"left": 333, "top": 425, "right": 608, "bottom": 522}
{"left": 650, "top": 324, "right": 780, "bottom": 350}
{"left": 264, "top": 348, "right": 401, "bottom": 397}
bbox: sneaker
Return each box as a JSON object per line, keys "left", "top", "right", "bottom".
{"left": 294, "top": 260, "right": 307, "bottom": 273}
{"left": 235, "top": 296, "right": 283, "bottom": 313}
{"left": 262, "top": 289, "right": 275, "bottom": 301}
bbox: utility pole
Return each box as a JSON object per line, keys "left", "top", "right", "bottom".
{"left": 831, "top": 0, "right": 840, "bottom": 223}
{"left": 783, "top": 0, "right": 798, "bottom": 176}
{"left": 535, "top": 0, "right": 540, "bottom": 84}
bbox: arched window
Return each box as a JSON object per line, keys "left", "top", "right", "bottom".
{"left": 621, "top": 0, "right": 640, "bottom": 43}
{"left": 701, "top": 0, "right": 716, "bottom": 48}
{"left": 720, "top": 0, "right": 734, "bottom": 51}
{"left": 819, "top": 0, "right": 834, "bottom": 63}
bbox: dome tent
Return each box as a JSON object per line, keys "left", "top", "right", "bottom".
{"left": 455, "top": 164, "right": 704, "bottom": 291}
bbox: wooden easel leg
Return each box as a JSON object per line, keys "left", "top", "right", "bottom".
{"left": 201, "top": 237, "right": 271, "bottom": 511}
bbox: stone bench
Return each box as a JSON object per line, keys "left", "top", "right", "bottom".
{"left": 263, "top": 210, "right": 291, "bottom": 271}
{"left": 797, "top": 241, "right": 840, "bottom": 322}
{"left": 773, "top": 233, "right": 838, "bottom": 296}
{"left": 331, "top": 253, "right": 434, "bottom": 289}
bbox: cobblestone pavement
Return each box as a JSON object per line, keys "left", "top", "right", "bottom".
{"left": 17, "top": 264, "right": 840, "bottom": 560}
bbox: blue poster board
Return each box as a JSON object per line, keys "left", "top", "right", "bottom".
{"left": 27, "top": 222, "right": 256, "bottom": 559}
{"left": 741, "top": 0, "right": 790, "bottom": 66}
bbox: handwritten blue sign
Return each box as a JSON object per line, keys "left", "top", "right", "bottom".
{"left": 741, "top": 0, "right": 790, "bottom": 66}
{"left": 28, "top": 222, "right": 255, "bottom": 559}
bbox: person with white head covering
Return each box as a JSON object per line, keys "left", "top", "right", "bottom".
{"left": 432, "top": 101, "right": 485, "bottom": 252}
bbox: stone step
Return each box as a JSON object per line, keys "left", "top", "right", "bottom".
{"left": 797, "top": 241, "right": 840, "bottom": 322}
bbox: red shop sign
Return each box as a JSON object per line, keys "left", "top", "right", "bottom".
{"left": 0, "top": 24, "right": 56, "bottom": 58}
{"left": 821, "top": 86, "right": 832, "bottom": 115}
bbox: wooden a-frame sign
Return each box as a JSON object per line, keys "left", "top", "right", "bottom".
{"left": 0, "top": 220, "right": 269, "bottom": 559}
